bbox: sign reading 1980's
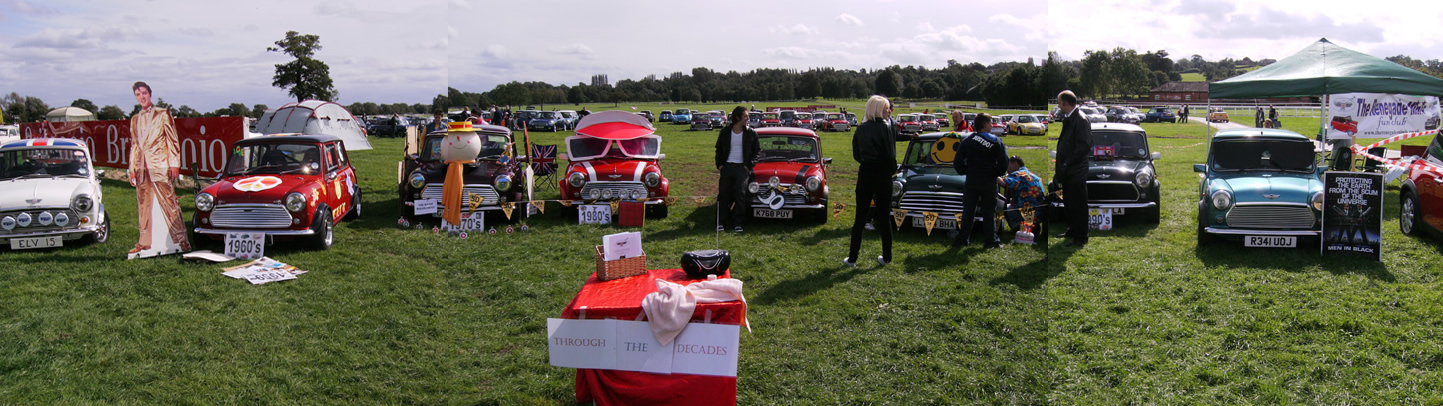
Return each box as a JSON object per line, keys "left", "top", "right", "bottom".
{"left": 1322, "top": 171, "right": 1383, "bottom": 261}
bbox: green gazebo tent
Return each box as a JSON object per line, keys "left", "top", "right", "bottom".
{"left": 1210, "top": 38, "right": 1443, "bottom": 98}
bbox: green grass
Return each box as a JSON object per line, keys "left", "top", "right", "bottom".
{"left": 1047, "top": 120, "right": 1443, "bottom": 403}
{"left": 1, "top": 101, "right": 1052, "bottom": 404}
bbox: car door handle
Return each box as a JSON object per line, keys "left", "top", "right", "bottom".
{"left": 1432, "top": 177, "right": 1443, "bottom": 184}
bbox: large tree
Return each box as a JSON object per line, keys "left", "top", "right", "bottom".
{"left": 3, "top": 93, "right": 49, "bottom": 123}
{"left": 875, "top": 69, "right": 901, "bottom": 98}
{"left": 97, "top": 105, "right": 127, "bottom": 121}
{"left": 70, "top": 99, "right": 98, "bottom": 114}
{"left": 267, "top": 31, "right": 337, "bottom": 102}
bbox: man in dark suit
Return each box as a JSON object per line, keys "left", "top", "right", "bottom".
{"left": 1054, "top": 90, "right": 1092, "bottom": 246}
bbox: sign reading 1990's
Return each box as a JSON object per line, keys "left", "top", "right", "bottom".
{"left": 1322, "top": 171, "right": 1383, "bottom": 261}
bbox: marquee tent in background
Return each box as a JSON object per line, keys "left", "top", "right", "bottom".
{"left": 253, "top": 100, "right": 372, "bottom": 151}
{"left": 46, "top": 106, "right": 96, "bottom": 122}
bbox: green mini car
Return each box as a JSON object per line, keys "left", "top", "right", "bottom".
{"left": 1194, "top": 129, "right": 1324, "bottom": 248}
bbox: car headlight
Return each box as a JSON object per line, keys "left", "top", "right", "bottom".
{"left": 495, "top": 175, "right": 512, "bottom": 191}
{"left": 409, "top": 173, "right": 426, "bottom": 189}
{"left": 1210, "top": 189, "right": 1233, "bottom": 211}
{"left": 892, "top": 180, "right": 905, "bottom": 197}
{"left": 587, "top": 189, "right": 601, "bottom": 200}
{"left": 285, "top": 192, "right": 306, "bottom": 212}
{"left": 1312, "top": 191, "right": 1324, "bottom": 211}
{"left": 644, "top": 172, "right": 661, "bottom": 188}
{"left": 805, "top": 176, "right": 821, "bottom": 192}
{"left": 1135, "top": 170, "right": 1153, "bottom": 188}
{"left": 769, "top": 176, "right": 781, "bottom": 189}
{"left": 748, "top": 182, "right": 759, "bottom": 194}
{"left": 195, "top": 192, "right": 214, "bottom": 212}
{"left": 54, "top": 212, "right": 69, "bottom": 227}
{"left": 568, "top": 172, "right": 586, "bottom": 188}
{"left": 0, "top": 216, "right": 13, "bottom": 230}
{"left": 72, "top": 194, "right": 94, "bottom": 213}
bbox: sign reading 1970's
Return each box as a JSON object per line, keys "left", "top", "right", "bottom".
{"left": 1322, "top": 171, "right": 1383, "bottom": 261}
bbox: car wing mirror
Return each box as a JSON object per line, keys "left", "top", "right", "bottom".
{"left": 1193, "top": 164, "right": 1206, "bottom": 173}
{"left": 658, "top": 153, "right": 666, "bottom": 160}
{"left": 822, "top": 157, "right": 832, "bottom": 165}
{"left": 1151, "top": 152, "right": 1162, "bottom": 160}
{"left": 1049, "top": 151, "right": 1057, "bottom": 159}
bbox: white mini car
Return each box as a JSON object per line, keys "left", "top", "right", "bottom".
{"left": 0, "top": 138, "right": 110, "bottom": 249}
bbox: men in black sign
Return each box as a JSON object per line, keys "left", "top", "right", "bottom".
{"left": 1054, "top": 90, "right": 1092, "bottom": 247}
{"left": 952, "top": 113, "right": 1009, "bottom": 249}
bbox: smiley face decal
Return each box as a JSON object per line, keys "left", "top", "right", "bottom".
{"left": 930, "top": 136, "right": 961, "bottom": 164}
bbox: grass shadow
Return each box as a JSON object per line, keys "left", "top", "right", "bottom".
{"left": 751, "top": 264, "right": 867, "bottom": 306}
{"left": 988, "top": 257, "right": 1054, "bottom": 290}
{"left": 1194, "top": 241, "right": 1395, "bottom": 282}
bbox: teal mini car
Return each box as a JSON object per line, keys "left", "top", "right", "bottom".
{"left": 1194, "top": 129, "right": 1324, "bottom": 247}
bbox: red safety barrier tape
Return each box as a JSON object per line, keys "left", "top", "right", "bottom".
{"left": 1349, "top": 129, "right": 1443, "bottom": 176}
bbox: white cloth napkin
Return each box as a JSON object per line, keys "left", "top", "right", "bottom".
{"left": 640, "top": 277, "right": 747, "bottom": 345}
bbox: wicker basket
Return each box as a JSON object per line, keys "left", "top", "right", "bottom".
{"left": 594, "top": 245, "right": 647, "bottom": 281}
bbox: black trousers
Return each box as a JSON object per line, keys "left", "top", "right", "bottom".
{"left": 848, "top": 171, "right": 893, "bottom": 262}
{"left": 717, "top": 164, "right": 750, "bottom": 229}
{"left": 1062, "top": 181, "right": 1089, "bottom": 242}
{"left": 956, "top": 184, "right": 999, "bottom": 245}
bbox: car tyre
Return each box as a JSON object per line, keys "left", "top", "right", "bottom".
{"left": 1196, "top": 203, "right": 1213, "bottom": 245}
{"left": 310, "top": 207, "right": 334, "bottom": 251}
{"left": 1402, "top": 191, "right": 1422, "bottom": 236}
{"left": 86, "top": 214, "right": 111, "bottom": 244}
{"left": 346, "top": 187, "right": 362, "bottom": 220}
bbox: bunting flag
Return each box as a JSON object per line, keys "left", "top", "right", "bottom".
{"left": 559, "top": 200, "right": 573, "bottom": 208}
{"left": 468, "top": 192, "right": 483, "bottom": 213}
{"left": 609, "top": 200, "right": 620, "bottom": 214}
{"left": 500, "top": 202, "right": 514, "bottom": 219}
{"left": 954, "top": 213, "right": 965, "bottom": 225}
{"left": 832, "top": 202, "right": 846, "bottom": 219}
{"left": 531, "top": 200, "right": 545, "bottom": 214}
{"left": 693, "top": 196, "right": 707, "bottom": 204}
{"left": 891, "top": 209, "right": 909, "bottom": 229}
{"left": 923, "top": 211, "right": 939, "bottom": 236}
{"left": 664, "top": 197, "right": 677, "bottom": 206}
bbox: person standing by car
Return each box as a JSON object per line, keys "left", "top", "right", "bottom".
{"left": 424, "top": 110, "right": 446, "bottom": 134}
{"left": 714, "top": 106, "right": 760, "bottom": 233}
{"left": 1180, "top": 105, "right": 1189, "bottom": 123}
{"left": 128, "top": 81, "right": 191, "bottom": 255}
{"left": 952, "top": 113, "right": 1009, "bottom": 249}
{"left": 846, "top": 96, "right": 898, "bottom": 266}
{"left": 1054, "top": 90, "right": 1091, "bottom": 247}
{"left": 1255, "top": 107, "right": 1265, "bottom": 128}
{"left": 1268, "top": 105, "right": 1279, "bottom": 128}
{"left": 998, "top": 156, "right": 1045, "bottom": 234}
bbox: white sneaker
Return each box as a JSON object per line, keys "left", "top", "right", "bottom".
{"left": 842, "top": 257, "right": 857, "bottom": 267}
{"left": 864, "top": 223, "right": 876, "bottom": 231}
{"left": 876, "top": 256, "right": 889, "bottom": 266}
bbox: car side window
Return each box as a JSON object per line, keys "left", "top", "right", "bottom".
{"left": 334, "top": 143, "right": 348, "bottom": 168}
{"left": 324, "top": 143, "right": 340, "bottom": 173}
{"left": 1429, "top": 135, "right": 1443, "bottom": 164}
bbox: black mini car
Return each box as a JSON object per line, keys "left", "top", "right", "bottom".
{"left": 1049, "top": 123, "right": 1161, "bottom": 226}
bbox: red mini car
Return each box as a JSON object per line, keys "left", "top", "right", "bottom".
{"left": 748, "top": 127, "right": 830, "bottom": 222}
{"left": 193, "top": 134, "right": 359, "bottom": 250}
{"left": 761, "top": 112, "right": 782, "bottom": 128}
{"left": 560, "top": 111, "right": 670, "bottom": 217}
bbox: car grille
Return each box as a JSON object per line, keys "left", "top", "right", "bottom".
{"left": 0, "top": 208, "right": 82, "bottom": 233}
{"left": 580, "top": 182, "right": 649, "bottom": 200}
{"left": 1226, "top": 204, "right": 1316, "bottom": 229}
{"left": 751, "top": 187, "right": 810, "bottom": 206}
{"left": 898, "top": 191, "right": 966, "bottom": 215}
{"left": 1086, "top": 182, "right": 1140, "bottom": 202}
{"left": 831, "top": 123, "right": 849, "bottom": 131}
{"left": 211, "top": 204, "right": 293, "bottom": 229}
{"left": 422, "top": 185, "right": 501, "bottom": 207}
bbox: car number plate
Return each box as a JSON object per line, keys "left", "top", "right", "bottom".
{"left": 1245, "top": 236, "right": 1296, "bottom": 248}
{"left": 753, "top": 208, "right": 793, "bottom": 219}
{"left": 10, "top": 236, "right": 62, "bottom": 250}
{"left": 912, "top": 217, "right": 958, "bottom": 230}
{"left": 1088, "top": 208, "right": 1113, "bottom": 230}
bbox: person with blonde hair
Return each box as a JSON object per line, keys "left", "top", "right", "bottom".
{"left": 845, "top": 95, "right": 898, "bottom": 266}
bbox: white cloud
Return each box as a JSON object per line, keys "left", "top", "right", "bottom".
{"left": 552, "top": 44, "right": 597, "bottom": 60}
{"left": 770, "top": 24, "right": 819, "bottom": 36}
{"left": 918, "top": 22, "right": 935, "bottom": 32}
{"left": 835, "top": 14, "right": 864, "bottom": 27}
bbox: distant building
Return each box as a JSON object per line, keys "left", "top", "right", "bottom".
{"left": 1149, "top": 81, "right": 1209, "bottom": 103}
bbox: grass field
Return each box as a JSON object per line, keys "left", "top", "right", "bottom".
{"left": 1, "top": 100, "right": 1059, "bottom": 404}
{"left": 1046, "top": 119, "right": 1443, "bottom": 403}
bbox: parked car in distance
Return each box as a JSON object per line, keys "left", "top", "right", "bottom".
{"left": 672, "top": 108, "right": 692, "bottom": 125}
{"left": 707, "top": 110, "right": 726, "bottom": 128}
{"left": 635, "top": 110, "right": 655, "bottom": 123}
{"left": 368, "top": 116, "right": 411, "bottom": 138}
{"left": 845, "top": 112, "right": 859, "bottom": 128}
{"left": 749, "top": 111, "right": 763, "bottom": 127}
{"left": 1193, "top": 128, "right": 1323, "bottom": 247}
{"left": 0, "top": 138, "right": 110, "bottom": 249}
{"left": 691, "top": 113, "right": 715, "bottom": 131}
{"left": 1012, "top": 114, "right": 1047, "bottom": 136}
{"left": 1081, "top": 107, "right": 1108, "bottom": 123}
{"left": 529, "top": 111, "right": 568, "bottom": 132}
{"left": 1145, "top": 106, "right": 1177, "bottom": 123}
{"left": 761, "top": 111, "right": 782, "bottom": 127}
{"left": 919, "top": 114, "right": 940, "bottom": 132}
{"left": 1126, "top": 107, "right": 1146, "bottom": 123}
{"left": 897, "top": 114, "right": 922, "bottom": 135}
{"left": 659, "top": 110, "right": 673, "bottom": 122}
{"left": 1208, "top": 107, "right": 1230, "bottom": 123}
{"left": 823, "top": 113, "right": 850, "bottom": 132}
{"left": 193, "top": 134, "right": 360, "bottom": 250}
{"left": 0, "top": 125, "right": 20, "bottom": 144}
{"left": 933, "top": 113, "right": 950, "bottom": 130}
{"left": 557, "top": 110, "right": 579, "bottom": 129}
{"left": 748, "top": 127, "right": 830, "bottom": 223}
{"left": 793, "top": 112, "right": 815, "bottom": 130}
{"left": 1048, "top": 123, "right": 1161, "bottom": 226}
{"left": 1106, "top": 106, "right": 1139, "bottom": 124}
{"left": 990, "top": 115, "right": 1010, "bottom": 135}
{"left": 779, "top": 110, "right": 798, "bottom": 127}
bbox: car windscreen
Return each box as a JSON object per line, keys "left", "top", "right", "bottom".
{"left": 0, "top": 148, "right": 90, "bottom": 179}
{"left": 900, "top": 116, "right": 917, "bottom": 122}
{"left": 902, "top": 138, "right": 956, "bottom": 168}
{"left": 1089, "top": 131, "right": 1150, "bottom": 160}
{"left": 1211, "top": 139, "right": 1315, "bottom": 171}
{"left": 764, "top": 113, "right": 778, "bottom": 120}
{"left": 675, "top": 109, "right": 690, "bottom": 115}
{"left": 1017, "top": 115, "right": 1035, "bottom": 123}
{"left": 227, "top": 143, "right": 322, "bottom": 176}
{"left": 757, "top": 136, "right": 818, "bottom": 162}
{"left": 538, "top": 112, "right": 557, "bottom": 119}
{"left": 780, "top": 111, "right": 795, "bottom": 119}
{"left": 616, "top": 136, "right": 661, "bottom": 158}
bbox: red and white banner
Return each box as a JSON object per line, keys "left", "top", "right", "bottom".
{"left": 1326, "top": 93, "right": 1441, "bottom": 140}
{"left": 18, "top": 117, "right": 246, "bottom": 178}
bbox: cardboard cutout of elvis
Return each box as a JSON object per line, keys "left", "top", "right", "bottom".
{"left": 126, "top": 81, "right": 191, "bottom": 259}
{"left": 1322, "top": 171, "right": 1382, "bottom": 261}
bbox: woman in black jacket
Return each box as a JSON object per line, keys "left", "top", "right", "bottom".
{"left": 845, "top": 96, "right": 898, "bottom": 266}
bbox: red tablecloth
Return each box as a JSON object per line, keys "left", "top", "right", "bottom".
{"left": 560, "top": 268, "right": 746, "bottom": 406}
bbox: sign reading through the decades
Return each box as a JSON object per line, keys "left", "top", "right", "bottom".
{"left": 547, "top": 318, "right": 741, "bottom": 377}
{"left": 1322, "top": 171, "right": 1383, "bottom": 260}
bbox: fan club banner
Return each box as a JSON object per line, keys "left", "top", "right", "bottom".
{"left": 1326, "top": 93, "right": 1441, "bottom": 140}
{"left": 1322, "top": 171, "right": 1382, "bottom": 261}
{"left": 18, "top": 116, "right": 246, "bottom": 178}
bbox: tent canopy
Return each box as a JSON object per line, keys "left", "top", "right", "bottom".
{"left": 46, "top": 106, "right": 95, "bottom": 123}
{"left": 254, "top": 100, "right": 371, "bottom": 151}
{"left": 1210, "top": 38, "right": 1443, "bottom": 99}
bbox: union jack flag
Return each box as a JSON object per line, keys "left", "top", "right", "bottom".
{"left": 530, "top": 144, "right": 558, "bottom": 176}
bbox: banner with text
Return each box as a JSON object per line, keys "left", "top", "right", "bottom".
{"left": 1322, "top": 171, "right": 1383, "bottom": 260}
{"left": 1326, "top": 93, "right": 1441, "bottom": 140}
{"left": 18, "top": 116, "right": 247, "bottom": 178}
{"left": 548, "top": 318, "right": 740, "bottom": 377}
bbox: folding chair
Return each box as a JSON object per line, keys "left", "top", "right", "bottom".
{"left": 530, "top": 144, "right": 559, "bottom": 191}
{"left": 1355, "top": 146, "right": 1387, "bottom": 173}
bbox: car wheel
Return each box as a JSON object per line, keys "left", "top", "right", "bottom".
{"left": 815, "top": 200, "right": 830, "bottom": 224}
{"left": 87, "top": 214, "right": 111, "bottom": 244}
{"left": 646, "top": 202, "right": 669, "bottom": 219}
{"left": 1196, "top": 203, "right": 1213, "bottom": 245}
{"left": 1402, "top": 191, "right": 1422, "bottom": 236}
{"left": 310, "top": 207, "right": 334, "bottom": 251}
{"left": 346, "top": 187, "right": 362, "bottom": 220}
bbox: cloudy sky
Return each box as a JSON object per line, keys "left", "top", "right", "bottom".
{"left": 4, "top": 0, "right": 1442, "bottom": 115}
{"left": 1049, "top": 0, "right": 1443, "bottom": 63}
{"left": 0, "top": 0, "right": 446, "bottom": 113}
